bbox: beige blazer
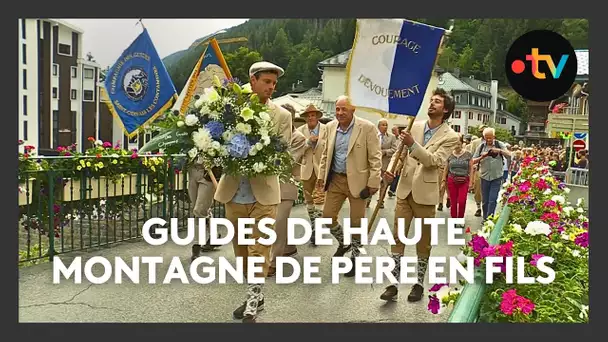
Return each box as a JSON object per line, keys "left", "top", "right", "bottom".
{"left": 214, "top": 99, "right": 293, "bottom": 206}
{"left": 393, "top": 121, "right": 459, "bottom": 206}
{"left": 318, "top": 116, "right": 383, "bottom": 198}
{"left": 280, "top": 129, "right": 307, "bottom": 201}
{"left": 298, "top": 122, "right": 328, "bottom": 181}
{"left": 379, "top": 132, "right": 398, "bottom": 171}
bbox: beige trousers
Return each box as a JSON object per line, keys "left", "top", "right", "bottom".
{"left": 392, "top": 194, "right": 437, "bottom": 258}
{"left": 270, "top": 200, "right": 297, "bottom": 268}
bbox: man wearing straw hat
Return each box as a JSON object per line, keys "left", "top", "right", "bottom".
{"left": 297, "top": 103, "right": 327, "bottom": 245}
{"left": 214, "top": 61, "right": 292, "bottom": 323}
{"left": 380, "top": 88, "right": 459, "bottom": 303}
{"left": 317, "top": 95, "right": 383, "bottom": 277}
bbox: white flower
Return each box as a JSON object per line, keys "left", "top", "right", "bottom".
{"left": 252, "top": 162, "right": 267, "bottom": 173}
{"left": 255, "top": 142, "right": 264, "bottom": 151}
{"left": 572, "top": 250, "right": 581, "bottom": 257}
{"left": 478, "top": 230, "right": 490, "bottom": 239}
{"left": 192, "top": 128, "right": 213, "bottom": 151}
{"left": 208, "top": 149, "right": 216, "bottom": 157}
{"left": 194, "top": 98, "right": 205, "bottom": 109}
{"left": 202, "top": 87, "right": 220, "bottom": 103}
{"left": 561, "top": 233, "right": 571, "bottom": 241}
{"left": 259, "top": 111, "right": 271, "bottom": 122}
{"left": 261, "top": 136, "right": 271, "bottom": 146}
{"left": 511, "top": 223, "right": 523, "bottom": 233}
{"left": 240, "top": 107, "right": 255, "bottom": 121}
{"left": 577, "top": 207, "right": 584, "bottom": 213}
{"left": 564, "top": 187, "right": 571, "bottom": 194}
{"left": 578, "top": 214, "right": 586, "bottom": 221}
{"left": 222, "top": 130, "right": 234, "bottom": 142}
{"left": 579, "top": 305, "right": 589, "bottom": 319}
{"left": 436, "top": 286, "right": 451, "bottom": 302}
{"left": 532, "top": 174, "right": 539, "bottom": 179}
{"left": 563, "top": 206, "right": 574, "bottom": 216}
{"left": 211, "top": 141, "right": 221, "bottom": 150}
{"left": 187, "top": 147, "right": 198, "bottom": 159}
{"left": 551, "top": 195, "right": 565, "bottom": 204}
{"left": 185, "top": 114, "right": 199, "bottom": 127}
{"left": 456, "top": 251, "right": 467, "bottom": 263}
{"left": 219, "top": 146, "right": 229, "bottom": 157}
{"left": 249, "top": 146, "right": 258, "bottom": 156}
{"left": 208, "top": 111, "right": 221, "bottom": 120}
{"left": 524, "top": 221, "right": 551, "bottom": 236}
{"left": 577, "top": 198, "right": 584, "bottom": 207}
{"left": 176, "top": 120, "right": 185, "bottom": 128}
{"left": 241, "top": 83, "right": 253, "bottom": 94}
{"left": 543, "top": 189, "right": 552, "bottom": 195}
{"left": 95, "top": 139, "right": 103, "bottom": 146}
{"left": 235, "top": 123, "right": 252, "bottom": 134}
{"left": 502, "top": 181, "right": 511, "bottom": 188}
{"left": 213, "top": 75, "right": 222, "bottom": 88}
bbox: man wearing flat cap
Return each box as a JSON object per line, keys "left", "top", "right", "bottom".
{"left": 317, "top": 95, "right": 383, "bottom": 277}
{"left": 297, "top": 104, "right": 328, "bottom": 245}
{"left": 214, "top": 61, "right": 292, "bottom": 323}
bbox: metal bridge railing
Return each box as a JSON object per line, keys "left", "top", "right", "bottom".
{"left": 17, "top": 155, "right": 304, "bottom": 265}
{"left": 566, "top": 167, "right": 589, "bottom": 186}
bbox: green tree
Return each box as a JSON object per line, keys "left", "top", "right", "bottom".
{"left": 224, "top": 47, "right": 263, "bottom": 84}
{"left": 457, "top": 45, "right": 474, "bottom": 75}
{"left": 437, "top": 46, "right": 457, "bottom": 71}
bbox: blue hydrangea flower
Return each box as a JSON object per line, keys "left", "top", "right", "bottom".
{"left": 228, "top": 134, "right": 250, "bottom": 159}
{"left": 204, "top": 121, "right": 225, "bottom": 140}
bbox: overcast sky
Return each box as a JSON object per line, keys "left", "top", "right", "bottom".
{"left": 62, "top": 19, "right": 249, "bottom": 68}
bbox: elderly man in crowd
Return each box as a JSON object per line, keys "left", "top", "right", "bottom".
{"left": 472, "top": 127, "right": 511, "bottom": 221}
{"left": 369, "top": 118, "right": 397, "bottom": 209}
{"left": 466, "top": 125, "right": 486, "bottom": 217}
{"left": 297, "top": 104, "right": 328, "bottom": 245}
{"left": 317, "top": 95, "right": 382, "bottom": 277}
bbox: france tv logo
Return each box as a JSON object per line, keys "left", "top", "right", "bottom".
{"left": 506, "top": 30, "right": 577, "bottom": 102}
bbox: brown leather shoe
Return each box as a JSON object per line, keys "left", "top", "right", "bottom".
{"left": 407, "top": 284, "right": 424, "bottom": 302}
{"left": 380, "top": 285, "right": 398, "bottom": 301}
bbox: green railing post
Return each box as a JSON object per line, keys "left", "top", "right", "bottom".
{"left": 447, "top": 205, "right": 511, "bottom": 323}
{"left": 47, "top": 171, "right": 56, "bottom": 261}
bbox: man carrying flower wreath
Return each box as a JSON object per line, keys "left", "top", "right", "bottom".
{"left": 213, "top": 61, "right": 293, "bottom": 323}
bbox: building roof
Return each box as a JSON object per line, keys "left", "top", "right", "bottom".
{"left": 497, "top": 110, "right": 521, "bottom": 122}
{"left": 48, "top": 19, "right": 84, "bottom": 34}
{"left": 460, "top": 77, "right": 507, "bottom": 101}
{"left": 575, "top": 49, "right": 589, "bottom": 76}
{"left": 437, "top": 72, "right": 487, "bottom": 96}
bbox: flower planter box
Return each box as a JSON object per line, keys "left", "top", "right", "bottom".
{"left": 18, "top": 178, "right": 35, "bottom": 206}
{"left": 62, "top": 174, "right": 141, "bottom": 201}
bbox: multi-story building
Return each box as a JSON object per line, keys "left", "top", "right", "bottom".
{"left": 436, "top": 70, "right": 522, "bottom": 136}
{"left": 18, "top": 18, "right": 114, "bottom": 155}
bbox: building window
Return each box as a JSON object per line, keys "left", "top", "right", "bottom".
{"left": 500, "top": 103, "right": 504, "bottom": 111}
{"left": 22, "top": 44, "right": 26, "bottom": 64}
{"left": 52, "top": 110, "right": 59, "bottom": 148}
{"left": 71, "top": 89, "right": 77, "bottom": 100}
{"left": 23, "top": 95, "right": 27, "bottom": 116}
{"left": 477, "top": 113, "right": 482, "bottom": 121}
{"left": 453, "top": 111, "right": 461, "bottom": 119}
{"left": 58, "top": 43, "right": 71, "bottom": 56}
{"left": 83, "top": 90, "right": 94, "bottom": 101}
{"left": 452, "top": 125, "right": 461, "bottom": 132}
{"left": 23, "top": 121, "right": 28, "bottom": 140}
{"left": 52, "top": 87, "right": 58, "bottom": 99}
{"left": 53, "top": 64, "right": 58, "bottom": 76}
{"left": 455, "top": 95, "right": 460, "bottom": 103}
{"left": 22, "top": 69, "right": 27, "bottom": 89}
{"left": 71, "top": 66, "right": 77, "bottom": 78}
{"left": 468, "top": 112, "right": 473, "bottom": 120}
{"left": 84, "top": 68, "right": 94, "bottom": 79}
{"left": 501, "top": 117, "right": 507, "bottom": 124}
{"left": 21, "top": 19, "right": 26, "bottom": 39}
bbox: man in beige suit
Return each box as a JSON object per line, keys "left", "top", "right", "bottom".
{"left": 466, "top": 125, "right": 486, "bottom": 217}
{"left": 380, "top": 88, "right": 459, "bottom": 303}
{"left": 297, "top": 104, "right": 327, "bottom": 245}
{"left": 369, "top": 118, "right": 398, "bottom": 209}
{"left": 214, "top": 61, "right": 292, "bottom": 323}
{"left": 268, "top": 104, "right": 307, "bottom": 277}
{"left": 317, "top": 95, "right": 383, "bottom": 277}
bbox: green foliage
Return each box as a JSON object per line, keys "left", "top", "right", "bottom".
{"left": 468, "top": 124, "right": 516, "bottom": 145}
{"left": 163, "top": 18, "right": 588, "bottom": 101}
